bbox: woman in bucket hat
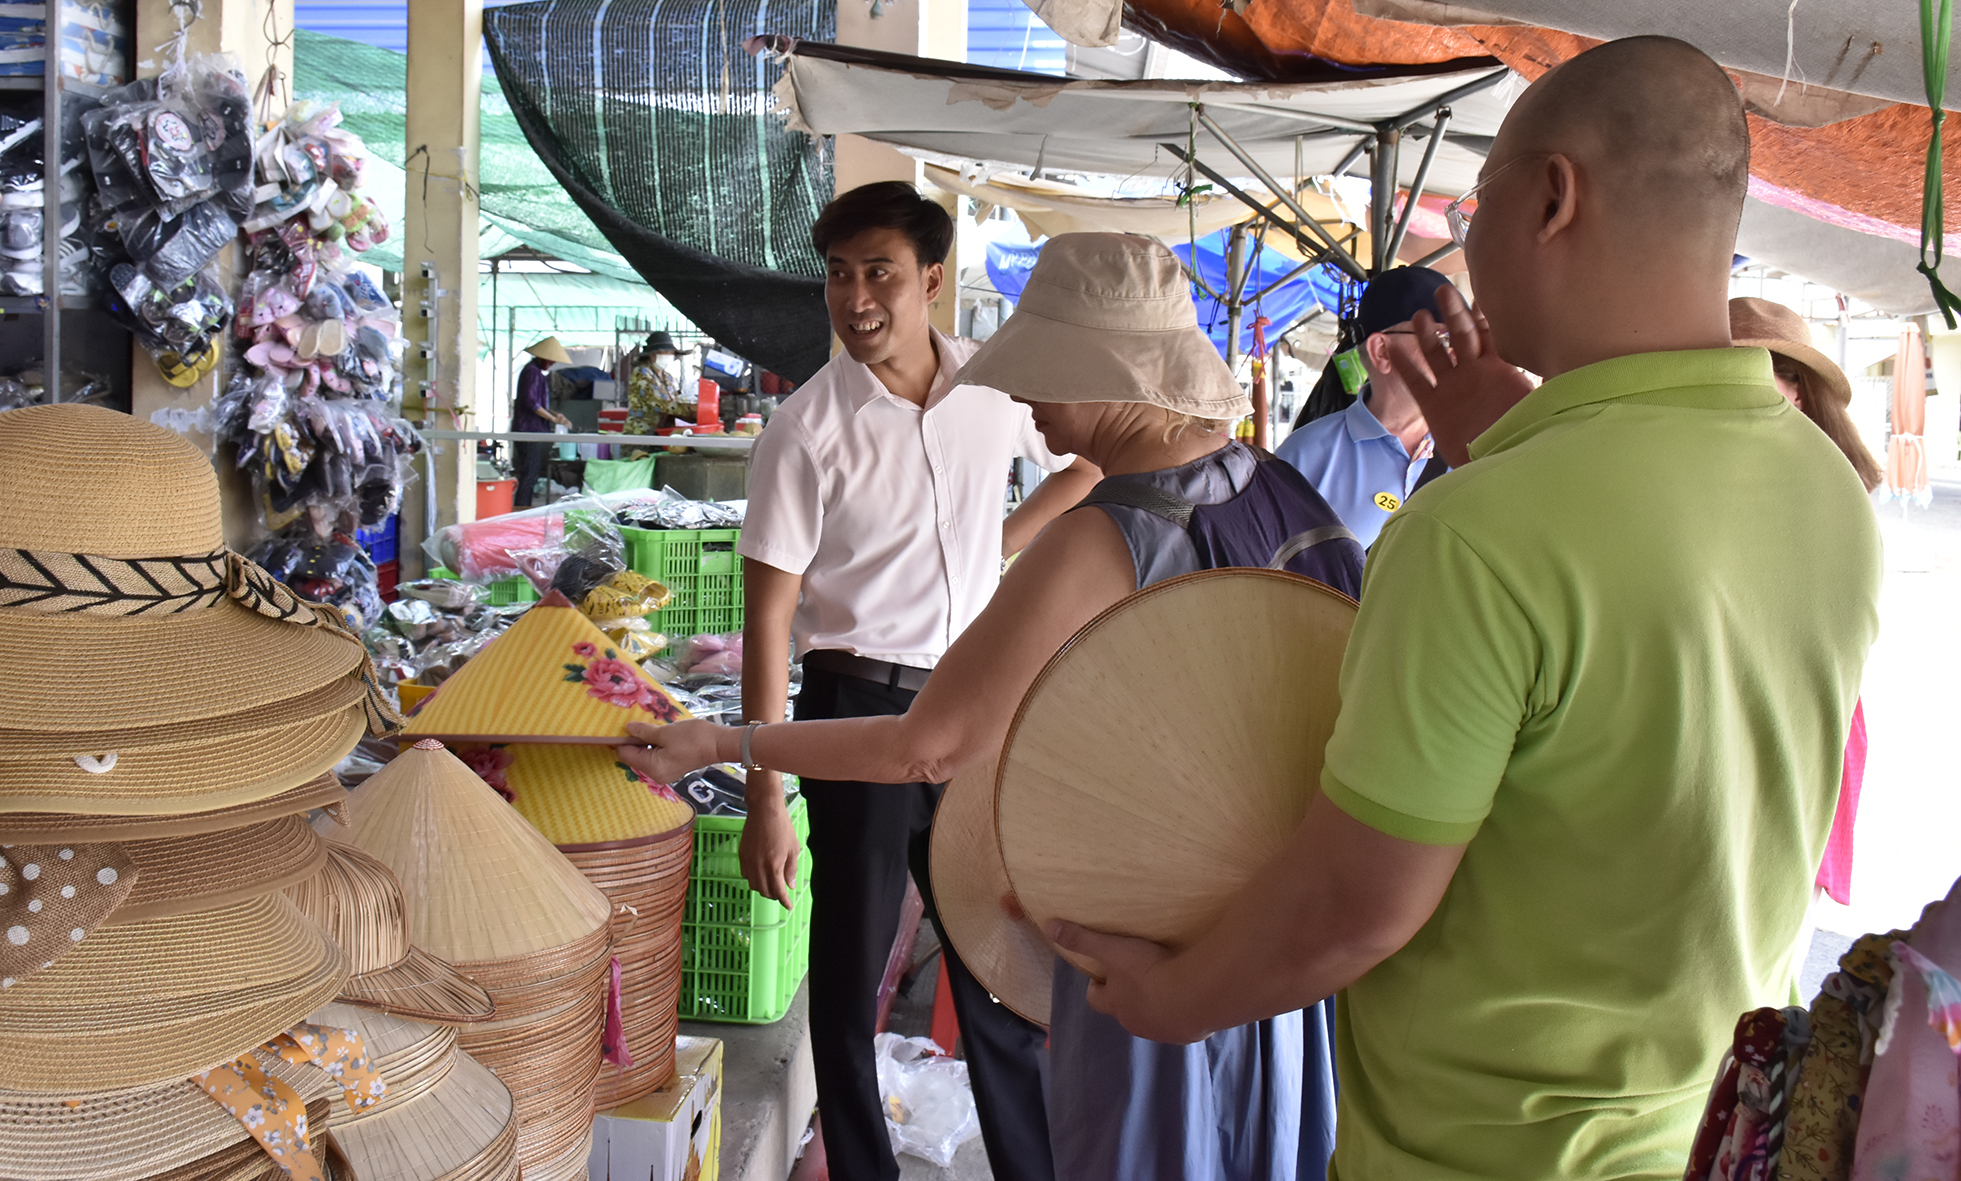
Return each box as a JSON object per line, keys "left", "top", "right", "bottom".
{"left": 621, "top": 233, "right": 1362, "bottom": 1180}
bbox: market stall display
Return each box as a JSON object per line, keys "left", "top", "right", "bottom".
{"left": 0, "top": 404, "right": 407, "bottom": 1180}
{"left": 327, "top": 739, "right": 617, "bottom": 1181}
{"left": 399, "top": 593, "right": 697, "bottom": 1104}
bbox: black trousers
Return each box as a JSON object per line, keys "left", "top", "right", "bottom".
{"left": 511, "top": 440, "right": 550, "bottom": 507}
{"left": 797, "top": 667, "right": 1055, "bottom": 1181}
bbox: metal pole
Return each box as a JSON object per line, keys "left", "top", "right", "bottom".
{"left": 1225, "top": 223, "right": 1248, "bottom": 376}
{"left": 1384, "top": 66, "right": 1511, "bottom": 132}
{"left": 1371, "top": 127, "right": 1400, "bottom": 273}
{"left": 1331, "top": 135, "right": 1370, "bottom": 180}
{"left": 1162, "top": 143, "right": 1356, "bottom": 278}
{"left": 1385, "top": 108, "right": 1451, "bottom": 266}
{"left": 1194, "top": 111, "right": 1370, "bottom": 282}
{"left": 1409, "top": 240, "right": 1463, "bottom": 270}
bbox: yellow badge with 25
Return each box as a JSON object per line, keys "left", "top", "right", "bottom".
{"left": 1374, "top": 492, "right": 1402, "bottom": 513}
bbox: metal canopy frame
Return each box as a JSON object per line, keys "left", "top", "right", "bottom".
{"left": 1163, "top": 66, "right": 1508, "bottom": 441}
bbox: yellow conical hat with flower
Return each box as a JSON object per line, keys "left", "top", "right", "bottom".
{"left": 454, "top": 742, "right": 696, "bottom": 847}
{"left": 403, "top": 591, "right": 690, "bottom": 743}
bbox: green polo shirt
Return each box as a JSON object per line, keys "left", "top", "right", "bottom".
{"left": 1323, "top": 348, "right": 1881, "bottom": 1181}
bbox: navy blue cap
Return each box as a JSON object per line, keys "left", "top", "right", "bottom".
{"left": 1356, "top": 267, "right": 1454, "bottom": 338}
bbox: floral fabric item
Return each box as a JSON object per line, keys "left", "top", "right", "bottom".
{"left": 194, "top": 1022, "right": 384, "bottom": 1181}
{"left": 1777, "top": 932, "right": 1904, "bottom": 1181}
{"left": 0, "top": 843, "right": 135, "bottom": 987}
{"left": 601, "top": 954, "right": 633, "bottom": 1067}
{"left": 565, "top": 642, "right": 683, "bottom": 721}
{"left": 1850, "top": 881, "right": 1961, "bottom": 1181}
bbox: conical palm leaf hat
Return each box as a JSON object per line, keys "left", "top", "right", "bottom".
{"left": 401, "top": 593, "right": 689, "bottom": 744}
{"left": 324, "top": 741, "right": 611, "bottom": 965}
{"left": 454, "top": 742, "right": 696, "bottom": 847}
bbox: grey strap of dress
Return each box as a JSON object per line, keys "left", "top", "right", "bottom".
{"left": 1267, "top": 525, "right": 1359, "bottom": 570}
{"left": 1072, "top": 479, "right": 1196, "bottom": 526}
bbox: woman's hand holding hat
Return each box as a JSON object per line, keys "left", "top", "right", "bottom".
{"left": 1046, "top": 920, "right": 1210, "bottom": 1045}
{"left": 1387, "top": 285, "right": 1533, "bottom": 468}
{"left": 618, "top": 719, "right": 724, "bottom": 785}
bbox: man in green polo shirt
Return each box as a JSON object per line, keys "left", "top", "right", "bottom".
{"left": 1048, "top": 35, "right": 1883, "bottom": 1180}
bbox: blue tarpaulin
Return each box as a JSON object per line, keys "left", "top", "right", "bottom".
{"left": 986, "top": 233, "right": 1343, "bottom": 360}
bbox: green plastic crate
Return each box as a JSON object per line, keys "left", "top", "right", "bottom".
{"left": 679, "top": 793, "right": 813, "bottom": 1024}
{"left": 428, "top": 567, "right": 539, "bottom": 606}
{"left": 621, "top": 527, "right": 744, "bottom": 639}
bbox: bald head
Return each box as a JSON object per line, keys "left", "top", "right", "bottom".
{"left": 1457, "top": 37, "right": 1748, "bottom": 378}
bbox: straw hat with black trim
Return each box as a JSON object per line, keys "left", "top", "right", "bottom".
{"left": 0, "top": 773, "right": 346, "bottom": 844}
{"left": 284, "top": 843, "right": 496, "bottom": 1024}
{"left": 525, "top": 337, "right": 572, "bottom": 366}
{"left": 0, "top": 1053, "right": 342, "bottom": 1181}
{"left": 937, "top": 570, "right": 1353, "bottom": 1008}
{"left": 953, "top": 233, "right": 1253, "bottom": 420}
{"left": 305, "top": 1002, "right": 521, "bottom": 1181}
{"left": 0, "top": 891, "right": 349, "bottom": 1094}
{"left": 1729, "top": 296, "right": 1853, "bottom": 408}
{"left": 403, "top": 592, "right": 691, "bottom": 746}
{"left": 0, "top": 405, "right": 401, "bottom": 816}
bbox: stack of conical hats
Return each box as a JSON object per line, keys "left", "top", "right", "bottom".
{"left": 0, "top": 405, "right": 411, "bottom": 1180}
{"left": 402, "top": 595, "right": 696, "bottom": 1104}
{"left": 328, "top": 739, "right": 617, "bottom": 1181}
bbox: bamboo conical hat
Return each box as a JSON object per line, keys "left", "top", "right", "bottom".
{"left": 994, "top": 570, "right": 1355, "bottom": 976}
{"left": 455, "top": 742, "right": 696, "bottom": 847}
{"left": 401, "top": 594, "right": 689, "bottom": 744}
{"left": 308, "top": 1003, "right": 520, "bottom": 1181}
{"left": 324, "top": 741, "right": 612, "bottom": 964}
{"left": 930, "top": 752, "right": 1053, "bottom": 1026}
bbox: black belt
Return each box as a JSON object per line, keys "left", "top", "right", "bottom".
{"left": 802, "top": 649, "right": 932, "bottom": 693}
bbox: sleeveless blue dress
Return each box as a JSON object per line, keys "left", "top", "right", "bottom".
{"left": 1046, "top": 440, "right": 1360, "bottom": 1181}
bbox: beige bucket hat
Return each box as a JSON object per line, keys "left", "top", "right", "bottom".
{"left": 955, "top": 233, "right": 1252, "bottom": 420}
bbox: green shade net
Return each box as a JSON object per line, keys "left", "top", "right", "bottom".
{"left": 483, "top": 0, "right": 836, "bottom": 381}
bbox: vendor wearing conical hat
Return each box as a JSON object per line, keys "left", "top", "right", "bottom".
{"left": 513, "top": 338, "right": 573, "bottom": 509}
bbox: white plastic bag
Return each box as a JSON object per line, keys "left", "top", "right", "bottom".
{"left": 874, "top": 1033, "right": 982, "bottom": 1168}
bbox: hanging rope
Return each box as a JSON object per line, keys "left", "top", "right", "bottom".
{"left": 1916, "top": 0, "right": 1961, "bottom": 328}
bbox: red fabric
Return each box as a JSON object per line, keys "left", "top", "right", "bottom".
{"left": 1817, "top": 699, "right": 1866, "bottom": 905}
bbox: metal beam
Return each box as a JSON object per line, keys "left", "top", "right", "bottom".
{"left": 1192, "top": 111, "right": 1371, "bottom": 281}
{"left": 1160, "top": 142, "right": 1363, "bottom": 279}
{"left": 1225, "top": 223, "right": 1248, "bottom": 374}
{"left": 1385, "top": 107, "right": 1451, "bottom": 266}
{"left": 1384, "top": 66, "right": 1510, "bottom": 131}
{"left": 1331, "top": 135, "right": 1370, "bottom": 180}
{"left": 1410, "top": 239, "right": 1463, "bottom": 269}
{"left": 1369, "top": 129, "right": 1399, "bottom": 272}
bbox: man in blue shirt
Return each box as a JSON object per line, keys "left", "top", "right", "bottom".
{"left": 1276, "top": 267, "right": 1452, "bottom": 546}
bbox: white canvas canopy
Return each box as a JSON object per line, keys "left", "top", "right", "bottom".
{"left": 759, "top": 37, "right": 1514, "bottom": 198}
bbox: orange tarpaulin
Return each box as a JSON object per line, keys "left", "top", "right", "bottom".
{"left": 1122, "top": 0, "right": 1961, "bottom": 238}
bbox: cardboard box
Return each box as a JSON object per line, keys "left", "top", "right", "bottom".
{"left": 588, "top": 1037, "right": 724, "bottom": 1181}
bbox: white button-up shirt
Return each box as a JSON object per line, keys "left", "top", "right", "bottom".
{"left": 739, "top": 329, "right": 1071, "bottom": 668}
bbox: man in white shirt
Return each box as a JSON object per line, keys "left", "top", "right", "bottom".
{"left": 738, "top": 182, "right": 1099, "bottom": 1181}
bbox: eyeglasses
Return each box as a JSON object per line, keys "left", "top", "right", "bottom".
{"left": 1380, "top": 327, "right": 1451, "bottom": 347}
{"left": 1443, "top": 152, "right": 1544, "bottom": 246}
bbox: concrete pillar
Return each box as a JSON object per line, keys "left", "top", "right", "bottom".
{"left": 834, "top": 0, "right": 965, "bottom": 338}
{"left": 130, "top": 0, "right": 294, "bottom": 546}
{"left": 399, "top": 0, "right": 484, "bottom": 576}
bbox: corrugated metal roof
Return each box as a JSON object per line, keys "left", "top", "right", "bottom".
{"left": 965, "top": 0, "right": 1066, "bottom": 75}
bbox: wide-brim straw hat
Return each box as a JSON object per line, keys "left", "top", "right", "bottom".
{"left": 327, "top": 740, "right": 614, "bottom": 964}
{"left": 308, "top": 1002, "right": 521, "bottom": 1181}
{"left": 955, "top": 233, "right": 1252, "bottom": 420}
{"left": 110, "top": 815, "right": 330, "bottom": 923}
{"left": 285, "top": 845, "right": 496, "bottom": 1024}
{"left": 403, "top": 593, "right": 691, "bottom": 745}
{"left": 0, "top": 773, "right": 347, "bottom": 843}
{"left": 930, "top": 752, "right": 1054, "bottom": 1025}
{"left": 0, "top": 892, "right": 349, "bottom": 1094}
{"left": 991, "top": 569, "right": 1354, "bottom": 978}
{"left": 0, "top": 406, "right": 397, "bottom": 814}
{"left": 0, "top": 1054, "right": 339, "bottom": 1181}
{"left": 525, "top": 337, "right": 572, "bottom": 365}
{"left": 470, "top": 741, "right": 697, "bottom": 846}
{"left": 1730, "top": 296, "right": 1853, "bottom": 409}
